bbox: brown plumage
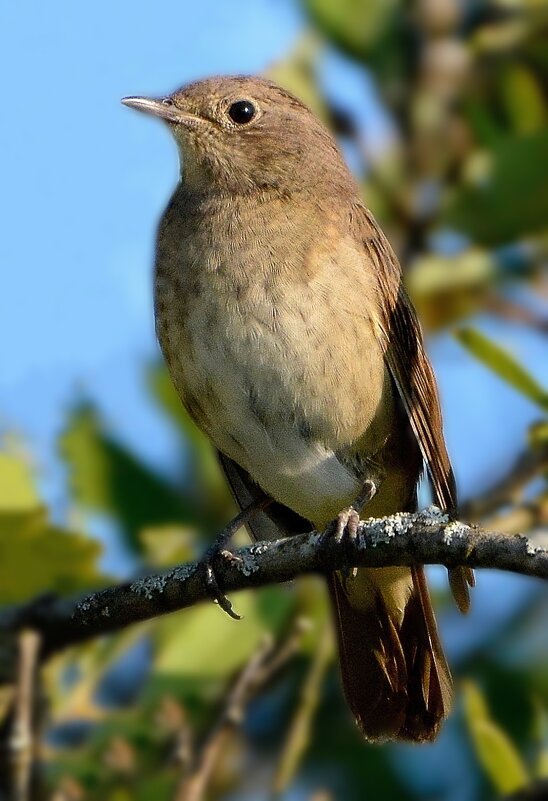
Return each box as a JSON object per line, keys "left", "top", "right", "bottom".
{"left": 122, "top": 76, "right": 474, "bottom": 742}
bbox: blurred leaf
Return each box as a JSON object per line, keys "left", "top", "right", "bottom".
{"left": 0, "top": 453, "right": 106, "bottom": 603}
{"left": 409, "top": 249, "right": 495, "bottom": 328}
{"left": 0, "top": 452, "right": 40, "bottom": 512}
{"left": 60, "top": 402, "right": 196, "bottom": 552}
{"left": 532, "top": 699, "right": 548, "bottom": 779}
{"left": 462, "top": 678, "right": 491, "bottom": 721}
{"left": 463, "top": 681, "right": 530, "bottom": 794}
{"left": 528, "top": 420, "right": 548, "bottom": 447}
{"left": 152, "top": 587, "right": 293, "bottom": 679}
{"left": 456, "top": 327, "right": 548, "bottom": 409}
{"left": 135, "top": 776, "right": 176, "bottom": 801}
{"left": 303, "top": 0, "right": 400, "bottom": 61}
{"left": 465, "top": 100, "right": 505, "bottom": 147}
{"left": 139, "top": 524, "right": 196, "bottom": 567}
{"left": 446, "top": 134, "right": 548, "bottom": 244}
{"left": 406, "top": 248, "right": 496, "bottom": 296}
{"left": 0, "top": 507, "right": 104, "bottom": 603}
{"left": 471, "top": 721, "right": 530, "bottom": 794}
{"left": 501, "top": 65, "right": 546, "bottom": 134}
{"left": 537, "top": 750, "right": 548, "bottom": 779}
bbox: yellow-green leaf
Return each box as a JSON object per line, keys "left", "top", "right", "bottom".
{"left": 456, "top": 328, "right": 548, "bottom": 410}
{"left": 152, "top": 586, "right": 293, "bottom": 679}
{"left": 0, "top": 453, "right": 40, "bottom": 512}
{"left": 303, "top": 0, "right": 400, "bottom": 61}
{"left": 529, "top": 420, "right": 548, "bottom": 448}
{"left": 0, "top": 508, "right": 105, "bottom": 603}
{"left": 536, "top": 750, "right": 548, "bottom": 779}
{"left": 471, "top": 720, "right": 529, "bottom": 794}
{"left": 462, "top": 681, "right": 529, "bottom": 794}
{"left": 501, "top": 65, "right": 546, "bottom": 134}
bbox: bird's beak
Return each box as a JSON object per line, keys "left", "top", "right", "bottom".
{"left": 121, "top": 96, "right": 200, "bottom": 127}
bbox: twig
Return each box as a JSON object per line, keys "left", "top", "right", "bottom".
{"left": 272, "top": 624, "right": 334, "bottom": 795}
{"left": 460, "top": 446, "right": 548, "bottom": 522}
{"left": 9, "top": 630, "right": 41, "bottom": 801}
{"left": 174, "top": 622, "right": 304, "bottom": 801}
{"left": 0, "top": 506, "right": 546, "bottom": 669}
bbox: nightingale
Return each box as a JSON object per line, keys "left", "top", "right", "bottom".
{"left": 122, "top": 76, "right": 473, "bottom": 742}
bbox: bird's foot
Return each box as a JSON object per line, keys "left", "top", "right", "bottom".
{"left": 202, "top": 549, "right": 243, "bottom": 620}
{"left": 326, "top": 479, "right": 377, "bottom": 579}
{"left": 200, "top": 497, "right": 272, "bottom": 621}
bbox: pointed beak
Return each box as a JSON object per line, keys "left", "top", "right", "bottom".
{"left": 121, "top": 96, "right": 200, "bottom": 126}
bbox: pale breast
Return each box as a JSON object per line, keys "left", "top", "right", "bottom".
{"left": 154, "top": 190, "right": 398, "bottom": 525}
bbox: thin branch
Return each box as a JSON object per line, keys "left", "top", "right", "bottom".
{"left": 9, "top": 630, "right": 41, "bottom": 801}
{"left": 459, "top": 445, "right": 548, "bottom": 522}
{"left": 272, "top": 623, "right": 334, "bottom": 795}
{"left": 0, "top": 507, "right": 546, "bottom": 669}
{"left": 174, "top": 635, "right": 273, "bottom": 801}
{"left": 174, "top": 621, "right": 305, "bottom": 801}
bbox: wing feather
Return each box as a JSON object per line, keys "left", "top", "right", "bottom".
{"left": 353, "top": 205, "right": 474, "bottom": 611}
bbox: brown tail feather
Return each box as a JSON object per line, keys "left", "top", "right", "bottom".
{"left": 328, "top": 565, "right": 452, "bottom": 742}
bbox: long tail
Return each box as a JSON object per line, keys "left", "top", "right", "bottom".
{"left": 328, "top": 564, "right": 452, "bottom": 742}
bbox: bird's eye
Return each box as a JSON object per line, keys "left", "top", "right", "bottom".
{"left": 228, "top": 100, "right": 256, "bottom": 124}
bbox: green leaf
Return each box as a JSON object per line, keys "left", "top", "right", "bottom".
{"left": 59, "top": 402, "right": 196, "bottom": 552}
{"left": 0, "top": 507, "right": 105, "bottom": 603}
{"left": 537, "top": 748, "right": 548, "bottom": 779}
{"left": 0, "top": 452, "right": 40, "bottom": 512}
{"left": 501, "top": 65, "right": 546, "bottom": 135}
{"left": 446, "top": 133, "right": 548, "bottom": 245}
{"left": 464, "top": 100, "right": 505, "bottom": 147}
{"left": 303, "top": 0, "right": 400, "bottom": 61}
{"left": 532, "top": 698, "right": 548, "bottom": 779}
{"left": 0, "top": 452, "right": 106, "bottom": 603}
{"left": 471, "top": 720, "right": 530, "bottom": 794}
{"left": 462, "top": 682, "right": 530, "bottom": 795}
{"left": 456, "top": 327, "right": 548, "bottom": 410}
{"left": 152, "top": 587, "right": 293, "bottom": 679}
{"left": 528, "top": 420, "right": 548, "bottom": 448}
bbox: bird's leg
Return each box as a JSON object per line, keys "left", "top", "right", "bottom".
{"left": 201, "top": 497, "right": 273, "bottom": 620}
{"left": 327, "top": 479, "right": 377, "bottom": 579}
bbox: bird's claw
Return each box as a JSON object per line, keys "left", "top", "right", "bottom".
{"left": 198, "top": 497, "right": 271, "bottom": 621}
{"left": 202, "top": 552, "right": 242, "bottom": 620}
{"left": 324, "top": 479, "right": 378, "bottom": 580}
{"left": 333, "top": 506, "right": 361, "bottom": 545}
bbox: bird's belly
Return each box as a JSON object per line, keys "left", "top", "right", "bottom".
{"left": 156, "top": 268, "right": 393, "bottom": 526}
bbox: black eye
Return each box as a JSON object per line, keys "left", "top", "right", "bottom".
{"left": 228, "top": 100, "right": 256, "bottom": 124}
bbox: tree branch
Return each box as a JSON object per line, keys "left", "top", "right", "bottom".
{"left": 0, "top": 506, "right": 546, "bottom": 671}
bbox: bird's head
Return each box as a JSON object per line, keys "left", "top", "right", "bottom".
{"left": 122, "top": 75, "right": 349, "bottom": 196}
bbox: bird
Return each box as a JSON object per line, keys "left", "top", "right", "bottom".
{"left": 122, "top": 76, "right": 474, "bottom": 742}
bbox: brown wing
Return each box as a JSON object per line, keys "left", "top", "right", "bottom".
{"left": 354, "top": 204, "right": 474, "bottom": 612}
